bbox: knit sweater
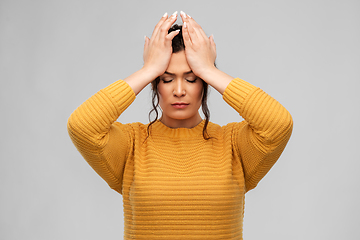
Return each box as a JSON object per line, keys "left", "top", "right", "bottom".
{"left": 67, "top": 78, "right": 293, "bottom": 239}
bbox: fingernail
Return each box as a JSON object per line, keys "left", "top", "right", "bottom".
{"left": 163, "top": 12, "right": 168, "bottom": 18}
{"left": 171, "top": 11, "right": 178, "bottom": 18}
{"left": 184, "top": 22, "right": 187, "bottom": 28}
{"left": 187, "top": 14, "right": 191, "bottom": 19}
{"left": 144, "top": 35, "right": 147, "bottom": 41}
{"left": 180, "top": 11, "right": 187, "bottom": 18}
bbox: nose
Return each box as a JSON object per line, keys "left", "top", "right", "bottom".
{"left": 173, "top": 79, "right": 186, "bottom": 97}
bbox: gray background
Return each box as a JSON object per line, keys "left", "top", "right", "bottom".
{"left": 1, "top": 0, "right": 359, "bottom": 239}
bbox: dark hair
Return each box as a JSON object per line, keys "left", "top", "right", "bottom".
{"left": 147, "top": 24, "right": 211, "bottom": 140}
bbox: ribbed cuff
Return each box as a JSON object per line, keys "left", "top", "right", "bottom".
{"left": 102, "top": 79, "right": 136, "bottom": 113}
{"left": 222, "top": 78, "right": 258, "bottom": 113}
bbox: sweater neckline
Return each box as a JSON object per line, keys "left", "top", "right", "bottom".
{"left": 151, "top": 119, "right": 205, "bottom": 138}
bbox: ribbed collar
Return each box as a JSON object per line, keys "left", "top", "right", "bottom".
{"left": 151, "top": 119, "right": 205, "bottom": 138}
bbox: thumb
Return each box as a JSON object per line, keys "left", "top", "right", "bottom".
{"left": 209, "top": 34, "right": 216, "bottom": 52}
{"left": 165, "top": 29, "right": 180, "bottom": 41}
{"left": 143, "top": 36, "right": 150, "bottom": 61}
{"left": 144, "top": 36, "right": 150, "bottom": 51}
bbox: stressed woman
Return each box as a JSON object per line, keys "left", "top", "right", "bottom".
{"left": 67, "top": 11, "right": 293, "bottom": 240}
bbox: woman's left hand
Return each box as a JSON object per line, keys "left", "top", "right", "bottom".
{"left": 180, "top": 12, "right": 217, "bottom": 80}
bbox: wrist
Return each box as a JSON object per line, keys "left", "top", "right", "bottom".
{"left": 197, "top": 65, "right": 219, "bottom": 81}
{"left": 198, "top": 66, "right": 234, "bottom": 94}
{"left": 140, "top": 65, "right": 162, "bottom": 80}
{"left": 124, "top": 67, "right": 160, "bottom": 96}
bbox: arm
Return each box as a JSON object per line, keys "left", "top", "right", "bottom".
{"left": 67, "top": 12, "right": 182, "bottom": 193}
{"left": 180, "top": 12, "right": 293, "bottom": 191}
{"left": 125, "top": 12, "right": 180, "bottom": 95}
{"left": 223, "top": 78, "right": 293, "bottom": 192}
{"left": 67, "top": 80, "right": 136, "bottom": 194}
{"left": 180, "top": 12, "right": 233, "bottom": 94}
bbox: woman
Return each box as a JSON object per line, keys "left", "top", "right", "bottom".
{"left": 68, "top": 11, "right": 293, "bottom": 240}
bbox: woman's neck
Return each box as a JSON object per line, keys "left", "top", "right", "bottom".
{"left": 159, "top": 113, "right": 203, "bottom": 129}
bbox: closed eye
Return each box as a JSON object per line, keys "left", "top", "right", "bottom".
{"left": 160, "top": 76, "right": 197, "bottom": 83}
{"left": 161, "top": 79, "right": 173, "bottom": 83}
{"left": 186, "top": 77, "right": 198, "bottom": 83}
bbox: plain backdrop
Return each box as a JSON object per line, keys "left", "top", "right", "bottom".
{"left": 1, "top": 0, "right": 359, "bottom": 239}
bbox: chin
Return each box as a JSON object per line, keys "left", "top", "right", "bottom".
{"left": 169, "top": 113, "right": 193, "bottom": 121}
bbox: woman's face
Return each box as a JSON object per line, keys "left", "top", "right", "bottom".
{"left": 158, "top": 51, "right": 203, "bottom": 128}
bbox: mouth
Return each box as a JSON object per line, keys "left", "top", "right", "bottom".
{"left": 171, "top": 102, "right": 189, "bottom": 109}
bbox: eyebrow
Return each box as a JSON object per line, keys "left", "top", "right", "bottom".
{"left": 164, "top": 70, "right": 193, "bottom": 75}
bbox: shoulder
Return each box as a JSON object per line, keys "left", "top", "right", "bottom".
{"left": 112, "top": 121, "right": 148, "bottom": 135}
{"left": 206, "top": 121, "right": 246, "bottom": 137}
{"left": 209, "top": 121, "right": 247, "bottom": 133}
{"left": 207, "top": 121, "right": 221, "bottom": 130}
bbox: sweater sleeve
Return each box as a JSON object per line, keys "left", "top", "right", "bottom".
{"left": 223, "top": 78, "right": 293, "bottom": 192}
{"left": 67, "top": 80, "right": 136, "bottom": 194}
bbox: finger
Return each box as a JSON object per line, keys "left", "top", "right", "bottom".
{"left": 165, "top": 29, "right": 180, "bottom": 41}
{"left": 182, "top": 22, "right": 192, "bottom": 48}
{"left": 156, "top": 11, "right": 178, "bottom": 40}
{"left": 180, "top": 11, "right": 192, "bottom": 37}
{"left": 151, "top": 12, "right": 169, "bottom": 38}
{"left": 209, "top": 34, "right": 216, "bottom": 51}
{"left": 144, "top": 36, "right": 150, "bottom": 52}
{"left": 209, "top": 34, "right": 217, "bottom": 58}
{"left": 188, "top": 17, "right": 208, "bottom": 40}
{"left": 185, "top": 14, "right": 208, "bottom": 40}
{"left": 143, "top": 36, "right": 150, "bottom": 61}
{"left": 186, "top": 20, "right": 199, "bottom": 44}
{"left": 181, "top": 14, "right": 202, "bottom": 42}
{"left": 180, "top": 11, "right": 188, "bottom": 23}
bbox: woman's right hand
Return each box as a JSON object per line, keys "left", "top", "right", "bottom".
{"left": 143, "top": 11, "right": 180, "bottom": 77}
{"left": 124, "top": 12, "right": 179, "bottom": 95}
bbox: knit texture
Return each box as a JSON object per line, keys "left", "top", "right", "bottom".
{"left": 67, "top": 78, "right": 293, "bottom": 239}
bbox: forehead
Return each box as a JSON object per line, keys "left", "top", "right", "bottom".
{"left": 166, "top": 52, "right": 192, "bottom": 74}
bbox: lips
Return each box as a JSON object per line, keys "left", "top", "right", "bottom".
{"left": 171, "top": 102, "right": 189, "bottom": 109}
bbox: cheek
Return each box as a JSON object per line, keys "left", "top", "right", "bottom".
{"left": 194, "top": 84, "right": 204, "bottom": 101}
{"left": 157, "top": 85, "right": 169, "bottom": 103}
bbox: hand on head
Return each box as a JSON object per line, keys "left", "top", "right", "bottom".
{"left": 180, "top": 11, "right": 217, "bottom": 79}
{"left": 143, "top": 11, "right": 217, "bottom": 79}
{"left": 143, "top": 11, "right": 180, "bottom": 77}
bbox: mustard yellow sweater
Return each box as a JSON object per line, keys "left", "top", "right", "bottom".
{"left": 67, "top": 78, "right": 293, "bottom": 239}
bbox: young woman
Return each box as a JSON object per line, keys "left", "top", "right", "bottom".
{"left": 68, "top": 11, "right": 293, "bottom": 240}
